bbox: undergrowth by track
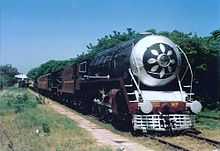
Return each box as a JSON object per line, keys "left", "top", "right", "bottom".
{"left": 0, "top": 88, "right": 112, "bottom": 151}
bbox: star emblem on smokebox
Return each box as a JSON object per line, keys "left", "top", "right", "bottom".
{"left": 143, "top": 43, "right": 177, "bottom": 79}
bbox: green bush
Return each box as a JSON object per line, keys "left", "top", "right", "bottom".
{"left": 42, "top": 122, "right": 50, "bottom": 134}
{"left": 0, "top": 89, "right": 38, "bottom": 114}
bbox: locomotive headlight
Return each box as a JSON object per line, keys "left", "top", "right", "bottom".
{"left": 187, "top": 101, "right": 202, "bottom": 114}
{"left": 139, "top": 100, "right": 153, "bottom": 113}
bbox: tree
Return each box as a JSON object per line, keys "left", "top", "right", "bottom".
{"left": 27, "top": 59, "right": 74, "bottom": 80}
{"left": 0, "top": 64, "right": 19, "bottom": 87}
{"left": 210, "top": 29, "right": 220, "bottom": 40}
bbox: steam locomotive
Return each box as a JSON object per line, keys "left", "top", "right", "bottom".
{"left": 34, "top": 34, "right": 202, "bottom": 134}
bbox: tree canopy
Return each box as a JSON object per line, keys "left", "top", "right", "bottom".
{"left": 0, "top": 64, "right": 19, "bottom": 87}
{"left": 27, "top": 60, "right": 74, "bottom": 79}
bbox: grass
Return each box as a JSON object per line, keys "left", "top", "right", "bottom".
{"left": 198, "top": 108, "right": 220, "bottom": 118}
{"left": 196, "top": 108, "right": 220, "bottom": 129}
{"left": 0, "top": 88, "right": 112, "bottom": 151}
{"left": 195, "top": 108, "right": 220, "bottom": 140}
{"left": 0, "top": 87, "right": 38, "bottom": 115}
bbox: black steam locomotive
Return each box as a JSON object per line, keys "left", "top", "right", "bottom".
{"left": 34, "top": 34, "right": 202, "bottom": 134}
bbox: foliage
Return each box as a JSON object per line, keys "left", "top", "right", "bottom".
{"left": 27, "top": 59, "right": 74, "bottom": 80}
{"left": 85, "top": 28, "right": 137, "bottom": 57}
{"left": 209, "top": 28, "right": 220, "bottom": 40}
{"left": 196, "top": 109, "right": 220, "bottom": 129}
{"left": 42, "top": 122, "right": 50, "bottom": 134}
{"left": 0, "top": 88, "right": 38, "bottom": 114}
{"left": 0, "top": 64, "right": 19, "bottom": 87}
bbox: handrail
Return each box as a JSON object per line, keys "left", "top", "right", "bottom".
{"left": 176, "top": 45, "right": 194, "bottom": 102}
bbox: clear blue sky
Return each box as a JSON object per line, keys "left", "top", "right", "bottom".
{"left": 1, "top": 0, "right": 220, "bottom": 73}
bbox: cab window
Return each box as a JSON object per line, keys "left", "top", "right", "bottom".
{"left": 79, "top": 61, "right": 87, "bottom": 73}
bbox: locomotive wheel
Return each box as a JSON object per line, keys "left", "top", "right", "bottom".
{"left": 130, "top": 130, "right": 143, "bottom": 137}
{"left": 91, "top": 102, "right": 98, "bottom": 116}
{"left": 130, "top": 124, "right": 143, "bottom": 137}
{"left": 112, "top": 114, "right": 120, "bottom": 129}
{"left": 112, "top": 114, "right": 130, "bottom": 132}
{"left": 61, "top": 97, "right": 65, "bottom": 105}
{"left": 105, "top": 108, "right": 113, "bottom": 123}
{"left": 102, "top": 106, "right": 112, "bottom": 123}
{"left": 98, "top": 106, "right": 105, "bottom": 121}
{"left": 67, "top": 98, "right": 72, "bottom": 107}
{"left": 96, "top": 104, "right": 106, "bottom": 122}
{"left": 81, "top": 100, "right": 92, "bottom": 115}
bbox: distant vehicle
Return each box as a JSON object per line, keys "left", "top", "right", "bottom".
{"left": 33, "top": 34, "right": 202, "bottom": 135}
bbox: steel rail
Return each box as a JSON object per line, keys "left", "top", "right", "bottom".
{"left": 145, "top": 135, "right": 191, "bottom": 151}
{"left": 198, "top": 115, "right": 220, "bottom": 120}
{"left": 185, "top": 133, "right": 220, "bottom": 148}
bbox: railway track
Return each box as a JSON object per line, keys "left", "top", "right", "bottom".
{"left": 84, "top": 111, "right": 220, "bottom": 150}
{"left": 144, "top": 133, "right": 220, "bottom": 151}
{"left": 185, "top": 133, "right": 220, "bottom": 148}
{"left": 198, "top": 115, "right": 220, "bottom": 120}
{"left": 145, "top": 135, "right": 191, "bottom": 151}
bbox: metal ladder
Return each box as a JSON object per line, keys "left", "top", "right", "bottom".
{"left": 124, "top": 80, "right": 138, "bottom": 103}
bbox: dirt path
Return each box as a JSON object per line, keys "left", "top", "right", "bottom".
{"left": 29, "top": 90, "right": 153, "bottom": 151}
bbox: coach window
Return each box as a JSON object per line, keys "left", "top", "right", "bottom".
{"left": 79, "top": 61, "right": 87, "bottom": 73}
